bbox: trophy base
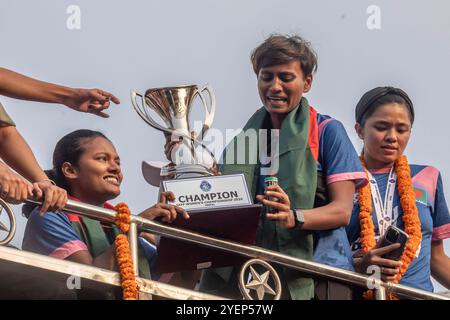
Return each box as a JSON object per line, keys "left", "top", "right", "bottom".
{"left": 154, "top": 204, "right": 263, "bottom": 274}
{"left": 161, "top": 163, "right": 213, "bottom": 181}
{"left": 142, "top": 161, "right": 213, "bottom": 187}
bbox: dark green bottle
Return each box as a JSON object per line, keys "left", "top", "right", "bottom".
{"left": 264, "top": 176, "right": 278, "bottom": 214}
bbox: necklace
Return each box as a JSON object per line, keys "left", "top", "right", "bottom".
{"left": 358, "top": 155, "right": 422, "bottom": 299}
{"left": 115, "top": 202, "right": 139, "bottom": 300}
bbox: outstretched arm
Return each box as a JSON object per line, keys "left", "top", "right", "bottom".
{"left": 0, "top": 67, "right": 120, "bottom": 118}
{"left": 0, "top": 126, "right": 47, "bottom": 183}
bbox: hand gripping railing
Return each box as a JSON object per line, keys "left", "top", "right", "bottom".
{"left": 21, "top": 199, "right": 449, "bottom": 300}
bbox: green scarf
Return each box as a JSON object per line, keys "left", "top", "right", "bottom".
{"left": 68, "top": 214, "right": 151, "bottom": 281}
{"left": 201, "top": 97, "right": 317, "bottom": 299}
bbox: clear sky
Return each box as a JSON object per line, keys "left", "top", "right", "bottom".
{"left": 1, "top": 0, "right": 449, "bottom": 293}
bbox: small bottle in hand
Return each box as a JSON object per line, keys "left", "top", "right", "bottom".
{"left": 264, "top": 176, "right": 279, "bottom": 214}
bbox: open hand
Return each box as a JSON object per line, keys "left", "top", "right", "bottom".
{"left": 64, "top": 88, "right": 120, "bottom": 118}
{"left": 139, "top": 191, "right": 189, "bottom": 223}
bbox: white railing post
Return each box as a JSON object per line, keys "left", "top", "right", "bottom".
{"left": 128, "top": 222, "right": 139, "bottom": 276}
{"left": 375, "top": 287, "right": 387, "bottom": 300}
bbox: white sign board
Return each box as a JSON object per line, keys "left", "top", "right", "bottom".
{"left": 162, "top": 174, "right": 252, "bottom": 211}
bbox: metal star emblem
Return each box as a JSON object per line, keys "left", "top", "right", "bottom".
{"left": 245, "top": 266, "right": 277, "bottom": 300}
{"left": 238, "top": 259, "right": 281, "bottom": 300}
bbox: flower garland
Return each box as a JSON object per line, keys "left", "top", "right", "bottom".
{"left": 115, "top": 202, "right": 138, "bottom": 300}
{"left": 358, "top": 155, "right": 422, "bottom": 300}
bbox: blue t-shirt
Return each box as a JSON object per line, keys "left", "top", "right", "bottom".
{"left": 22, "top": 207, "right": 157, "bottom": 270}
{"left": 346, "top": 165, "right": 450, "bottom": 292}
{"left": 257, "top": 113, "right": 367, "bottom": 270}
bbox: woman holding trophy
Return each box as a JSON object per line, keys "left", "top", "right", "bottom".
{"left": 22, "top": 129, "right": 189, "bottom": 298}
{"left": 166, "top": 34, "right": 368, "bottom": 299}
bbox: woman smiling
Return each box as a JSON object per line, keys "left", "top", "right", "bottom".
{"left": 22, "top": 129, "right": 188, "bottom": 297}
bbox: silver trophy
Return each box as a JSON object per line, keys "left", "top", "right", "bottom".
{"left": 131, "top": 85, "right": 216, "bottom": 186}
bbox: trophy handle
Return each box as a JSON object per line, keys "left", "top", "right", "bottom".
{"left": 195, "top": 84, "right": 216, "bottom": 140}
{"left": 130, "top": 90, "right": 173, "bottom": 135}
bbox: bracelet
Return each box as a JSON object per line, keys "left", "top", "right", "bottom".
{"left": 39, "top": 179, "right": 56, "bottom": 186}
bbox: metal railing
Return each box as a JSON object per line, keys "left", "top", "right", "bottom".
{"left": 11, "top": 199, "right": 450, "bottom": 300}
{"left": 0, "top": 245, "right": 226, "bottom": 300}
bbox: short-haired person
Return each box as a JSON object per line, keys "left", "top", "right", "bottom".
{"left": 165, "top": 35, "right": 368, "bottom": 299}
{"left": 347, "top": 87, "right": 450, "bottom": 296}
{"left": 0, "top": 67, "right": 120, "bottom": 212}
{"left": 22, "top": 130, "right": 188, "bottom": 298}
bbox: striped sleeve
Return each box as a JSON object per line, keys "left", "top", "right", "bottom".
{"left": 318, "top": 116, "right": 367, "bottom": 189}
{"left": 22, "top": 208, "right": 88, "bottom": 259}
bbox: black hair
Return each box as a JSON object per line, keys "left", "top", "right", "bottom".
{"left": 355, "top": 87, "right": 415, "bottom": 127}
{"left": 251, "top": 34, "right": 318, "bottom": 78}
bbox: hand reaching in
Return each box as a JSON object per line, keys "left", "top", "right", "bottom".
{"left": 63, "top": 88, "right": 120, "bottom": 118}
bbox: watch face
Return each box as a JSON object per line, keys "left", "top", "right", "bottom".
{"left": 295, "top": 209, "right": 304, "bottom": 223}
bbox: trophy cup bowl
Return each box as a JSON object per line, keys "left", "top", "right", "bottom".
{"left": 131, "top": 84, "right": 216, "bottom": 185}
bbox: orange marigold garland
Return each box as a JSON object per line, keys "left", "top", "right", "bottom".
{"left": 395, "top": 156, "right": 422, "bottom": 279}
{"left": 358, "top": 155, "right": 422, "bottom": 300}
{"left": 114, "top": 202, "right": 138, "bottom": 300}
{"left": 358, "top": 161, "right": 377, "bottom": 252}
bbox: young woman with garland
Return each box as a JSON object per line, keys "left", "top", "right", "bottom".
{"left": 346, "top": 87, "right": 450, "bottom": 297}
{"left": 22, "top": 129, "right": 189, "bottom": 299}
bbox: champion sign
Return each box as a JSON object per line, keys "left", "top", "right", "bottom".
{"left": 162, "top": 174, "right": 252, "bottom": 210}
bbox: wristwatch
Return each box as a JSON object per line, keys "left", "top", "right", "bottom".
{"left": 292, "top": 209, "right": 305, "bottom": 229}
